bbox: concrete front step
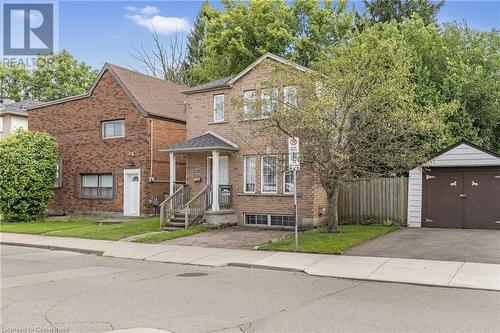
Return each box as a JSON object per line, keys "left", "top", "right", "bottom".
{"left": 161, "top": 226, "right": 184, "bottom": 231}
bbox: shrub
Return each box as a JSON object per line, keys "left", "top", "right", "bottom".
{"left": 383, "top": 218, "right": 395, "bottom": 227}
{"left": 0, "top": 130, "right": 58, "bottom": 222}
{"left": 363, "top": 215, "right": 377, "bottom": 225}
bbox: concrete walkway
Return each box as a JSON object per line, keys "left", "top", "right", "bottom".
{"left": 1, "top": 232, "right": 499, "bottom": 291}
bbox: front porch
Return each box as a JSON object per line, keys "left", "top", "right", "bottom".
{"left": 159, "top": 132, "right": 239, "bottom": 229}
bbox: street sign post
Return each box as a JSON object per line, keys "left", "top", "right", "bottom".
{"left": 288, "top": 137, "right": 300, "bottom": 251}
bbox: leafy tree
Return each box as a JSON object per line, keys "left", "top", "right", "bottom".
{"left": 363, "top": 0, "right": 444, "bottom": 25}
{"left": 0, "top": 130, "right": 59, "bottom": 222}
{"left": 30, "top": 50, "right": 98, "bottom": 102}
{"left": 262, "top": 24, "right": 442, "bottom": 232}
{"left": 189, "top": 0, "right": 295, "bottom": 84}
{"left": 186, "top": 1, "right": 220, "bottom": 65}
{"left": 290, "top": 0, "right": 356, "bottom": 67}
{"left": 0, "top": 63, "right": 30, "bottom": 101}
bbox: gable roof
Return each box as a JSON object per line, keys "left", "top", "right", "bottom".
{"left": 182, "top": 53, "right": 308, "bottom": 94}
{"left": 421, "top": 140, "right": 500, "bottom": 168}
{"left": 160, "top": 131, "right": 239, "bottom": 153}
{"left": 28, "top": 64, "right": 188, "bottom": 123}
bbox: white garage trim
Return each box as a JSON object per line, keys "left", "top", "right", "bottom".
{"left": 407, "top": 141, "right": 500, "bottom": 227}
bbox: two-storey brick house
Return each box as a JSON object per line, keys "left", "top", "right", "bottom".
{"left": 161, "top": 53, "right": 328, "bottom": 229}
{"left": 29, "top": 64, "right": 187, "bottom": 216}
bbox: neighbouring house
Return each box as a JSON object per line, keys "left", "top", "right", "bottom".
{"left": 407, "top": 140, "right": 500, "bottom": 230}
{"left": 160, "top": 53, "right": 328, "bottom": 229}
{"left": 29, "top": 64, "right": 187, "bottom": 216}
{"left": 0, "top": 100, "right": 41, "bottom": 138}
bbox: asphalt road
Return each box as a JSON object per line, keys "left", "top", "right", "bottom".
{"left": 1, "top": 245, "right": 499, "bottom": 333}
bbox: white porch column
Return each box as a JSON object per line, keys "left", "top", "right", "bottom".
{"left": 211, "top": 150, "right": 220, "bottom": 212}
{"left": 169, "top": 152, "right": 176, "bottom": 195}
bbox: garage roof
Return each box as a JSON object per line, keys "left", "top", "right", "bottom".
{"left": 422, "top": 140, "right": 500, "bottom": 167}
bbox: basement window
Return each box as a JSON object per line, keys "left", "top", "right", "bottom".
{"left": 245, "top": 214, "right": 295, "bottom": 227}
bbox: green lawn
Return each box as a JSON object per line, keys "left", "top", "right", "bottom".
{"left": 259, "top": 224, "right": 398, "bottom": 254}
{"left": 133, "top": 225, "right": 207, "bottom": 243}
{"left": 0, "top": 215, "right": 207, "bottom": 242}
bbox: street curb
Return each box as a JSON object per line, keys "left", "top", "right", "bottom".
{"left": 0, "top": 241, "right": 103, "bottom": 256}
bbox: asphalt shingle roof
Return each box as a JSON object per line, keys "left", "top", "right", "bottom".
{"left": 161, "top": 132, "right": 238, "bottom": 152}
{"left": 182, "top": 76, "right": 233, "bottom": 94}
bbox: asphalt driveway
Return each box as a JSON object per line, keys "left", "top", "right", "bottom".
{"left": 345, "top": 228, "right": 500, "bottom": 264}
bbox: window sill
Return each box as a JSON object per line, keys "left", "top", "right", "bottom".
{"left": 102, "top": 136, "right": 126, "bottom": 140}
{"left": 237, "top": 192, "right": 299, "bottom": 197}
{"left": 208, "top": 121, "right": 227, "bottom": 125}
{"left": 78, "top": 196, "right": 114, "bottom": 200}
{"left": 238, "top": 117, "right": 268, "bottom": 122}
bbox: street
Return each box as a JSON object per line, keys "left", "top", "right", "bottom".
{"left": 1, "top": 245, "right": 499, "bottom": 333}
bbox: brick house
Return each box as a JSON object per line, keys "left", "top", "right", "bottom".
{"left": 29, "top": 64, "right": 187, "bottom": 216}
{"left": 161, "top": 53, "right": 328, "bottom": 229}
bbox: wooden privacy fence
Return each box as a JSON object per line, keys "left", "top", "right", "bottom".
{"left": 338, "top": 177, "right": 408, "bottom": 225}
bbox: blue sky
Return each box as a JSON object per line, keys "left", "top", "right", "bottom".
{"left": 56, "top": 0, "right": 500, "bottom": 69}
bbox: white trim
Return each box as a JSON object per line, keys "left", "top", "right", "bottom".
{"left": 206, "top": 131, "right": 239, "bottom": 149}
{"left": 261, "top": 155, "right": 278, "bottom": 194}
{"left": 228, "top": 53, "right": 308, "bottom": 85}
{"left": 123, "top": 168, "right": 141, "bottom": 216}
{"left": 243, "top": 155, "right": 256, "bottom": 194}
{"left": 213, "top": 94, "right": 224, "bottom": 123}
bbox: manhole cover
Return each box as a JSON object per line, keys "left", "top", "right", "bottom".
{"left": 176, "top": 272, "right": 208, "bottom": 277}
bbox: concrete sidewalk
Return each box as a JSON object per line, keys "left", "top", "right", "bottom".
{"left": 1, "top": 232, "right": 499, "bottom": 291}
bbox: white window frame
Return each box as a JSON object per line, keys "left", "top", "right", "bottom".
{"left": 243, "top": 155, "right": 256, "bottom": 193}
{"left": 81, "top": 173, "right": 114, "bottom": 198}
{"left": 213, "top": 94, "right": 225, "bottom": 123}
{"left": 261, "top": 155, "right": 278, "bottom": 194}
{"left": 0, "top": 116, "right": 3, "bottom": 132}
{"left": 244, "top": 213, "right": 295, "bottom": 227}
{"left": 102, "top": 119, "right": 125, "bottom": 139}
{"left": 261, "top": 87, "right": 278, "bottom": 117}
{"left": 283, "top": 85, "right": 297, "bottom": 109}
{"left": 283, "top": 154, "right": 294, "bottom": 194}
{"left": 54, "top": 159, "right": 62, "bottom": 188}
{"left": 243, "top": 90, "right": 256, "bottom": 119}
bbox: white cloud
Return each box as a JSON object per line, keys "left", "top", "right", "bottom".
{"left": 139, "top": 5, "right": 159, "bottom": 17}
{"left": 125, "top": 6, "right": 191, "bottom": 34}
{"left": 124, "top": 5, "right": 137, "bottom": 12}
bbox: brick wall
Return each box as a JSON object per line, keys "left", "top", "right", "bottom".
{"left": 184, "top": 60, "right": 327, "bottom": 227}
{"left": 29, "top": 70, "right": 186, "bottom": 215}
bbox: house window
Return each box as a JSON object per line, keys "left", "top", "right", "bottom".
{"left": 102, "top": 120, "right": 125, "bottom": 139}
{"left": 283, "top": 85, "right": 297, "bottom": 108}
{"left": 261, "top": 88, "right": 278, "bottom": 116}
{"left": 261, "top": 155, "right": 277, "bottom": 193}
{"left": 54, "top": 160, "right": 62, "bottom": 188}
{"left": 245, "top": 214, "right": 295, "bottom": 227}
{"left": 244, "top": 156, "right": 256, "bottom": 193}
{"left": 213, "top": 94, "right": 224, "bottom": 122}
{"left": 243, "top": 90, "right": 256, "bottom": 118}
{"left": 283, "top": 155, "right": 295, "bottom": 194}
{"left": 81, "top": 174, "right": 113, "bottom": 198}
{"left": 0, "top": 117, "right": 3, "bottom": 132}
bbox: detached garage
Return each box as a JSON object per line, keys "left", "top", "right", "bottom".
{"left": 407, "top": 140, "right": 500, "bottom": 230}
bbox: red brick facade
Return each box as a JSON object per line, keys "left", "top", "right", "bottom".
{"left": 29, "top": 69, "right": 186, "bottom": 216}
{"left": 182, "top": 59, "right": 328, "bottom": 228}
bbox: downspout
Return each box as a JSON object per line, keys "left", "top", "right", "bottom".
{"left": 150, "top": 118, "right": 154, "bottom": 180}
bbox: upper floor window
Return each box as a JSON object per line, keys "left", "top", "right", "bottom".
{"left": 283, "top": 85, "right": 297, "bottom": 109}
{"left": 261, "top": 88, "right": 278, "bottom": 116}
{"left": 102, "top": 119, "right": 125, "bottom": 139}
{"left": 213, "top": 94, "right": 225, "bottom": 122}
{"left": 81, "top": 174, "right": 113, "bottom": 198}
{"left": 243, "top": 90, "right": 256, "bottom": 118}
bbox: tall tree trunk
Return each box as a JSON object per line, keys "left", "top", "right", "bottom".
{"left": 326, "top": 186, "right": 340, "bottom": 233}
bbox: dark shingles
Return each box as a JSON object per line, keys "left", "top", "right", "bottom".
{"left": 162, "top": 132, "right": 238, "bottom": 152}
{"left": 182, "top": 76, "right": 233, "bottom": 94}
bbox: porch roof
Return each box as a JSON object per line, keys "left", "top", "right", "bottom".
{"left": 160, "top": 131, "right": 239, "bottom": 153}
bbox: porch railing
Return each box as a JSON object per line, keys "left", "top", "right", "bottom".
{"left": 184, "top": 185, "right": 211, "bottom": 228}
{"left": 160, "top": 184, "right": 189, "bottom": 228}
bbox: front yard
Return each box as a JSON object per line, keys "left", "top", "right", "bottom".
{"left": 0, "top": 216, "right": 204, "bottom": 242}
{"left": 259, "top": 225, "right": 398, "bottom": 254}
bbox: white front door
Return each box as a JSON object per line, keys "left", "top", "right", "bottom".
{"left": 207, "top": 156, "right": 229, "bottom": 185}
{"left": 123, "top": 169, "right": 140, "bottom": 216}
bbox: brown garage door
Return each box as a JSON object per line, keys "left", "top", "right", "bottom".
{"left": 423, "top": 167, "right": 500, "bottom": 229}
